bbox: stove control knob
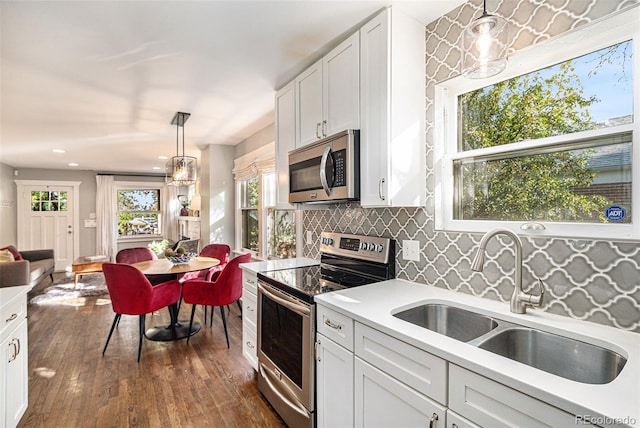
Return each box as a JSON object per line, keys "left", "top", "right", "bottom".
{"left": 326, "top": 238, "right": 334, "bottom": 246}
{"left": 376, "top": 244, "right": 384, "bottom": 252}
{"left": 367, "top": 242, "right": 375, "bottom": 251}
{"left": 359, "top": 242, "right": 366, "bottom": 250}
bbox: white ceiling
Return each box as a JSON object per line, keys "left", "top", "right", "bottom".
{"left": 0, "top": 0, "right": 463, "bottom": 174}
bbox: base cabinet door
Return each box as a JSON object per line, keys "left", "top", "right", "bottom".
{"left": 316, "top": 333, "right": 354, "bottom": 428}
{"left": 355, "top": 357, "right": 446, "bottom": 428}
{"left": 449, "top": 365, "right": 581, "bottom": 428}
{"left": 2, "top": 318, "right": 28, "bottom": 428}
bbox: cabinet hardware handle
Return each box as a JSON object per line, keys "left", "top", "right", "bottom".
{"left": 6, "top": 313, "right": 17, "bottom": 323}
{"left": 452, "top": 424, "right": 458, "bottom": 428}
{"left": 246, "top": 306, "right": 254, "bottom": 312}
{"left": 316, "top": 122, "right": 322, "bottom": 139}
{"left": 314, "top": 340, "right": 321, "bottom": 362}
{"left": 322, "top": 120, "right": 327, "bottom": 137}
{"left": 246, "top": 341, "right": 254, "bottom": 349}
{"left": 324, "top": 319, "right": 342, "bottom": 330}
{"left": 378, "top": 178, "right": 386, "bottom": 201}
{"left": 429, "top": 413, "right": 439, "bottom": 428}
{"left": 246, "top": 279, "right": 255, "bottom": 284}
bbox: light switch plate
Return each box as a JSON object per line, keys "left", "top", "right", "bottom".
{"left": 403, "top": 240, "right": 420, "bottom": 262}
{"left": 307, "top": 231, "right": 313, "bottom": 243}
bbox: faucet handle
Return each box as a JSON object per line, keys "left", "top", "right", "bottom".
{"left": 522, "top": 278, "right": 545, "bottom": 307}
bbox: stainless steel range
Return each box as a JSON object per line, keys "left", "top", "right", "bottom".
{"left": 257, "top": 232, "right": 395, "bottom": 428}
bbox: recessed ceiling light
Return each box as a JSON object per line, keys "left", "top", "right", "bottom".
{"left": 68, "top": 162, "right": 79, "bottom": 167}
{"left": 158, "top": 155, "right": 168, "bottom": 160}
{"left": 152, "top": 166, "right": 161, "bottom": 170}
{"left": 53, "top": 149, "right": 65, "bottom": 154}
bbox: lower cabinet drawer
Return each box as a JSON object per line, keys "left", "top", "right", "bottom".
{"left": 355, "top": 322, "right": 447, "bottom": 405}
{"left": 449, "top": 365, "right": 580, "bottom": 428}
{"left": 242, "top": 322, "right": 258, "bottom": 371}
{"left": 447, "top": 409, "right": 481, "bottom": 428}
{"left": 355, "top": 357, "right": 446, "bottom": 428}
{"left": 317, "top": 304, "right": 354, "bottom": 352}
{"left": 242, "top": 288, "right": 257, "bottom": 331}
{"left": 1, "top": 293, "right": 26, "bottom": 343}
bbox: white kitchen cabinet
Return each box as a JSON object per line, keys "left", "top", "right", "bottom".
{"left": 355, "top": 357, "right": 446, "bottom": 428}
{"left": 241, "top": 270, "right": 259, "bottom": 370}
{"left": 446, "top": 410, "right": 481, "bottom": 428}
{"left": 296, "top": 32, "right": 360, "bottom": 147}
{"left": 448, "top": 365, "right": 580, "bottom": 428}
{"left": 355, "top": 322, "right": 447, "bottom": 405}
{"left": 275, "top": 81, "right": 297, "bottom": 209}
{"left": 315, "top": 333, "right": 354, "bottom": 428}
{"left": 359, "top": 7, "right": 426, "bottom": 207}
{"left": 1, "top": 286, "right": 29, "bottom": 428}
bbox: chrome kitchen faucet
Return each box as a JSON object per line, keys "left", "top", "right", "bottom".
{"left": 471, "top": 228, "right": 545, "bottom": 314}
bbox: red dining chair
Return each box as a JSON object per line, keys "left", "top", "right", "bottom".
{"left": 116, "top": 247, "right": 172, "bottom": 285}
{"left": 115, "top": 247, "right": 157, "bottom": 264}
{"left": 102, "top": 262, "right": 182, "bottom": 362}
{"left": 180, "top": 243, "right": 231, "bottom": 283}
{"left": 181, "top": 253, "right": 252, "bottom": 346}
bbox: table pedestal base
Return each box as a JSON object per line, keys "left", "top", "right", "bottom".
{"left": 145, "top": 321, "right": 201, "bottom": 342}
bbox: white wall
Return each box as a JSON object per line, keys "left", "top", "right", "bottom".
{"left": 200, "top": 145, "right": 236, "bottom": 247}
{"left": 0, "top": 163, "right": 18, "bottom": 246}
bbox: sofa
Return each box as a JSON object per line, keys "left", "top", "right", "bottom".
{"left": 0, "top": 245, "right": 55, "bottom": 289}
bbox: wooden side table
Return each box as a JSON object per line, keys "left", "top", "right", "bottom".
{"left": 71, "top": 256, "right": 107, "bottom": 285}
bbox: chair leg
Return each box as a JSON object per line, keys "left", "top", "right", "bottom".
{"left": 187, "top": 305, "right": 197, "bottom": 345}
{"left": 236, "top": 300, "right": 242, "bottom": 317}
{"left": 209, "top": 306, "right": 215, "bottom": 327}
{"left": 203, "top": 306, "right": 208, "bottom": 326}
{"left": 103, "top": 314, "right": 121, "bottom": 356}
{"left": 137, "top": 314, "right": 146, "bottom": 362}
{"left": 220, "top": 306, "right": 230, "bottom": 349}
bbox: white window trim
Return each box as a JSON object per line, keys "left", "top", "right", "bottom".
{"left": 116, "top": 181, "right": 164, "bottom": 241}
{"left": 435, "top": 6, "right": 640, "bottom": 240}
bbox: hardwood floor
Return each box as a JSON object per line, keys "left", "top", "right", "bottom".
{"left": 19, "top": 273, "right": 286, "bottom": 428}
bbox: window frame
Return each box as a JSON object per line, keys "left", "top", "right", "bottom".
{"left": 434, "top": 7, "right": 640, "bottom": 240}
{"left": 116, "top": 182, "right": 164, "bottom": 241}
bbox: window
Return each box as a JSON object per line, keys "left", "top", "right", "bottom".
{"left": 234, "top": 144, "right": 298, "bottom": 259}
{"left": 436, "top": 9, "right": 638, "bottom": 240}
{"left": 117, "top": 188, "right": 162, "bottom": 237}
{"left": 239, "top": 177, "right": 260, "bottom": 251}
{"left": 31, "top": 191, "right": 67, "bottom": 212}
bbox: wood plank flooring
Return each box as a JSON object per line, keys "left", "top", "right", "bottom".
{"left": 19, "top": 273, "right": 286, "bottom": 428}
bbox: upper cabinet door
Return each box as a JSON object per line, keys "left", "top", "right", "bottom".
{"left": 275, "top": 81, "right": 297, "bottom": 209}
{"left": 295, "top": 60, "right": 323, "bottom": 147}
{"left": 323, "top": 32, "right": 360, "bottom": 137}
{"left": 360, "top": 8, "right": 425, "bottom": 208}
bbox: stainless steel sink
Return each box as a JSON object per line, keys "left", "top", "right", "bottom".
{"left": 477, "top": 327, "right": 627, "bottom": 384}
{"left": 393, "top": 304, "right": 498, "bottom": 342}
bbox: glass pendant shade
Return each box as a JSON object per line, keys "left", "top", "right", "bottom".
{"left": 463, "top": 2, "right": 508, "bottom": 79}
{"left": 166, "top": 111, "right": 198, "bottom": 186}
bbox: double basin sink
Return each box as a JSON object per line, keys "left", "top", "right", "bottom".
{"left": 393, "top": 303, "right": 627, "bottom": 384}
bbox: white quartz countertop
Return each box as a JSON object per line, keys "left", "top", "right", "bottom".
{"left": 315, "top": 279, "right": 640, "bottom": 427}
{"left": 239, "top": 257, "right": 319, "bottom": 274}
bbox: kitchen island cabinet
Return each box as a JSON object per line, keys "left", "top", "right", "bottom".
{"left": 359, "top": 7, "right": 425, "bottom": 207}
{"left": 1, "top": 285, "right": 30, "bottom": 428}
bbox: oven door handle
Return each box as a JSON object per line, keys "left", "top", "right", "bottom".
{"left": 260, "top": 363, "right": 310, "bottom": 418}
{"left": 319, "top": 145, "right": 334, "bottom": 197}
{"left": 258, "top": 283, "right": 311, "bottom": 317}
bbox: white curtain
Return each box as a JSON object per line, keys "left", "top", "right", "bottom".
{"left": 163, "top": 185, "right": 180, "bottom": 243}
{"left": 95, "top": 175, "right": 118, "bottom": 261}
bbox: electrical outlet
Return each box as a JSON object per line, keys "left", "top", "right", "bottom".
{"left": 403, "top": 240, "right": 420, "bottom": 262}
{"left": 307, "top": 230, "right": 313, "bottom": 243}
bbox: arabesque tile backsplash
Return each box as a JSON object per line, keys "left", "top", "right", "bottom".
{"left": 303, "top": 0, "right": 640, "bottom": 333}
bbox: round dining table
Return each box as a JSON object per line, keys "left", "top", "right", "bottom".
{"left": 132, "top": 256, "right": 220, "bottom": 342}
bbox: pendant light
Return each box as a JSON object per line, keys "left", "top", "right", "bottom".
{"left": 462, "top": 0, "right": 508, "bottom": 79}
{"left": 166, "top": 111, "right": 197, "bottom": 186}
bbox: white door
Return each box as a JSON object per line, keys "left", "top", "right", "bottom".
{"left": 16, "top": 181, "right": 80, "bottom": 271}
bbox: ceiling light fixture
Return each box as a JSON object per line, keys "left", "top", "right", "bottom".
{"left": 462, "top": 0, "right": 508, "bottom": 79}
{"left": 166, "top": 111, "right": 197, "bottom": 186}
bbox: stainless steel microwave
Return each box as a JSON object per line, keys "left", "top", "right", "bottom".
{"left": 288, "top": 129, "right": 359, "bottom": 204}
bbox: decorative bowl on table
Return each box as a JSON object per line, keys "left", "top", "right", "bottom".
{"left": 166, "top": 252, "right": 197, "bottom": 265}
